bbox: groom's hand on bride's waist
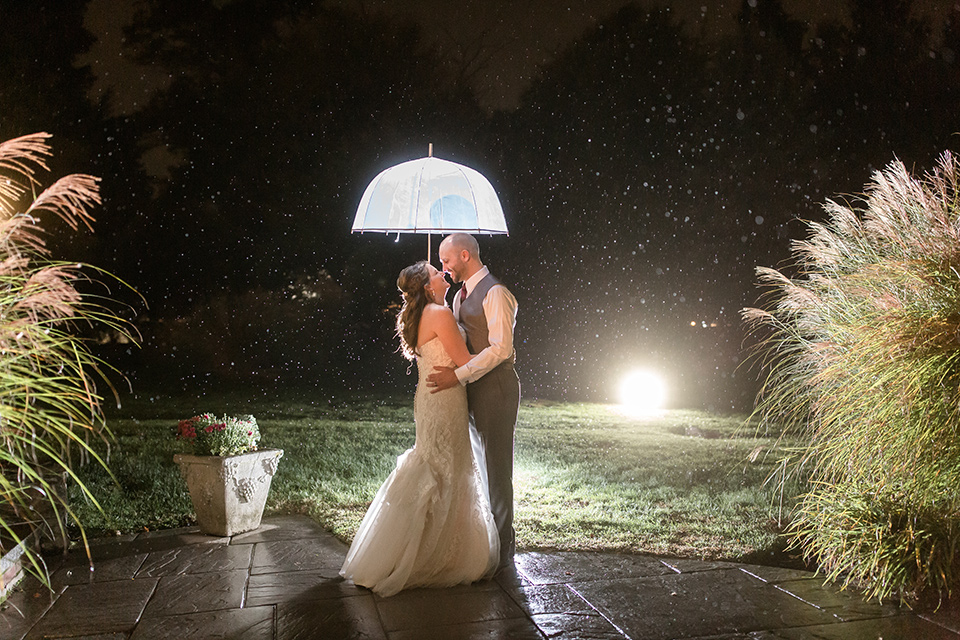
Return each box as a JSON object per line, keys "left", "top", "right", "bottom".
{"left": 426, "top": 366, "right": 459, "bottom": 393}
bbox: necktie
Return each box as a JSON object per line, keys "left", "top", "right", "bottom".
{"left": 459, "top": 285, "right": 467, "bottom": 302}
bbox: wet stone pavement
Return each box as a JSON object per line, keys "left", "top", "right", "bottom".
{"left": 1, "top": 515, "right": 958, "bottom": 639}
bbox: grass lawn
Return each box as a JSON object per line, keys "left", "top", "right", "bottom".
{"left": 70, "top": 389, "right": 801, "bottom": 565}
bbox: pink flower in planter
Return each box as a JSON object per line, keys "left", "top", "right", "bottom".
{"left": 177, "top": 419, "right": 197, "bottom": 440}
{"left": 175, "top": 413, "right": 261, "bottom": 456}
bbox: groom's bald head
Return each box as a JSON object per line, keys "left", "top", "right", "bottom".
{"left": 441, "top": 233, "right": 480, "bottom": 260}
{"left": 438, "top": 233, "right": 483, "bottom": 283}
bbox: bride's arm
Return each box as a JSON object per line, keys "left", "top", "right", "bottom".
{"left": 424, "top": 305, "right": 472, "bottom": 367}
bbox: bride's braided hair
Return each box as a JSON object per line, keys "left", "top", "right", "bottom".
{"left": 396, "top": 261, "right": 431, "bottom": 360}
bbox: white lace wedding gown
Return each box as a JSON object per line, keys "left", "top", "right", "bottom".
{"left": 339, "top": 336, "right": 499, "bottom": 597}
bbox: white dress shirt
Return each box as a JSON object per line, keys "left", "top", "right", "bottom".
{"left": 454, "top": 266, "right": 518, "bottom": 385}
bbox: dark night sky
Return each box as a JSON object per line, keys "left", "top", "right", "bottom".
{"left": 83, "top": 0, "right": 956, "bottom": 113}
{"left": 57, "top": 0, "right": 960, "bottom": 408}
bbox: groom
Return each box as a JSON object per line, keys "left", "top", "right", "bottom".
{"left": 427, "top": 233, "right": 520, "bottom": 570}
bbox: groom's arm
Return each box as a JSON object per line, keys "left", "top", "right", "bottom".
{"left": 454, "top": 284, "right": 517, "bottom": 384}
{"left": 427, "top": 285, "right": 517, "bottom": 393}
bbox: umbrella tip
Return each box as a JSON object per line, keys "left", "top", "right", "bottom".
{"left": 428, "top": 142, "right": 433, "bottom": 157}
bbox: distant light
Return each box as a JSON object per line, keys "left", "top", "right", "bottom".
{"left": 619, "top": 370, "right": 667, "bottom": 416}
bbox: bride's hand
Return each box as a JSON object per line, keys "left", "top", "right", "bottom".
{"left": 426, "top": 366, "right": 459, "bottom": 393}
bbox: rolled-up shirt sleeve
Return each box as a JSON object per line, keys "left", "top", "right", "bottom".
{"left": 455, "top": 284, "right": 517, "bottom": 384}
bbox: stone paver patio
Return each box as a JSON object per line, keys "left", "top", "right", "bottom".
{"left": 1, "top": 515, "right": 957, "bottom": 639}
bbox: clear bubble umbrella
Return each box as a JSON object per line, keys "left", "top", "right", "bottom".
{"left": 352, "top": 145, "right": 508, "bottom": 259}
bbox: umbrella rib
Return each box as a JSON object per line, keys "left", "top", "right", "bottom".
{"left": 456, "top": 165, "right": 480, "bottom": 233}
{"left": 354, "top": 168, "right": 388, "bottom": 231}
{"left": 412, "top": 158, "right": 429, "bottom": 233}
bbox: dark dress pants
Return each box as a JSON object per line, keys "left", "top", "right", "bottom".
{"left": 467, "top": 362, "right": 520, "bottom": 567}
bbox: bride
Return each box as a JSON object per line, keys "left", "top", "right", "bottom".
{"left": 339, "top": 261, "right": 499, "bottom": 597}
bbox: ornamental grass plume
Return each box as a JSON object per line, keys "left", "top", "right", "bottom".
{"left": 0, "top": 133, "right": 139, "bottom": 591}
{"left": 743, "top": 151, "right": 960, "bottom": 603}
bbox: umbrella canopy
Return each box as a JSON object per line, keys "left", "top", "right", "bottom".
{"left": 352, "top": 156, "right": 508, "bottom": 236}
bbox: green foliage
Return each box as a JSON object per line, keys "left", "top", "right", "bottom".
{"left": 144, "top": 274, "right": 346, "bottom": 383}
{"left": 791, "top": 480, "right": 960, "bottom": 600}
{"left": 743, "top": 151, "right": 960, "bottom": 602}
{"left": 0, "top": 133, "right": 138, "bottom": 591}
{"left": 175, "top": 414, "right": 261, "bottom": 457}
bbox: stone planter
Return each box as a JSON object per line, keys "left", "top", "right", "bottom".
{"left": 173, "top": 449, "right": 283, "bottom": 537}
{"left": 0, "top": 536, "right": 27, "bottom": 602}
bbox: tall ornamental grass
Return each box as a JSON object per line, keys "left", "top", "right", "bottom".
{"left": 743, "top": 151, "right": 960, "bottom": 603}
{"left": 0, "top": 133, "right": 137, "bottom": 589}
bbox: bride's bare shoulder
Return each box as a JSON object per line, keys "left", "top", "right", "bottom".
{"left": 417, "top": 304, "right": 453, "bottom": 345}
{"left": 421, "top": 303, "right": 454, "bottom": 320}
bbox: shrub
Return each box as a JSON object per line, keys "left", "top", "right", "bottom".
{"left": 176, "top": 413, "right": 260, "bottom": 457}
{"left": 0, "top": 133, "right": 138, "bottom": 589}
{"left": 743, "top": 151, "right": 960, "bottom": 602}
{"left": 144, "top": 272, "right": 345, "bottom": 384}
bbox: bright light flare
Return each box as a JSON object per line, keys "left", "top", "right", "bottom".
{"left": 618, "top": 370, "right": 667, "bottom": 415}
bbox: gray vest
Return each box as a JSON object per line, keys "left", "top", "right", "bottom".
{"left": 459, "top": 273, "right": 516, "bottom": 365}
